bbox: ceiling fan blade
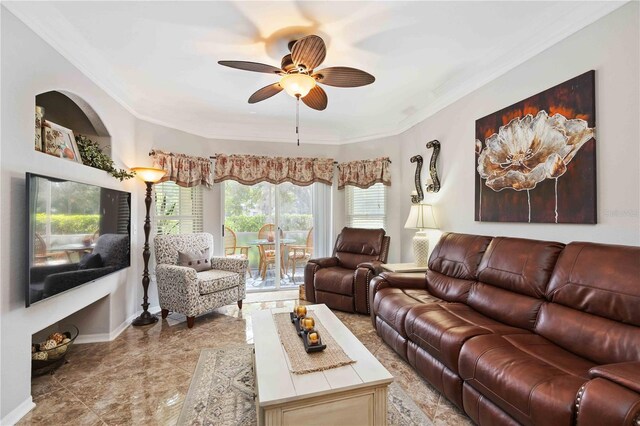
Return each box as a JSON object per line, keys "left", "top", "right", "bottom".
{"left": 313, "top": 67, "right": 375, "bottom": 87}
{"left": 291, "top": 35, "right": 326, "bottom": 71}
{"left": 218, "top": 60, "right": 282, "bottom": 75}
{"left": 302, "top": 85, "right": 327, "bottom": 111}
{"left": 248, "top": 83, "right": 283, "bottom": 104}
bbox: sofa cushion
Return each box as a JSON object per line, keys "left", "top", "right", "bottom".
{"left": 535, "top": 303, "right": 640, "bottom": 365}
{"left": 374, "top": 287, "right": 440, "bottom": 338}
{"left": 428, "top": 233, "right": 492, "bottom": 281}
{"left": 546, "top": 242, "right": 640, "bottom": 326}
{"left": 404, "top": 303, "right": 528, "bottom": 372}
{"left": 197, "top": 269, "right": 239, "bottom": 295}
{"left": 314, "top": 267, "right": 354, "bottom": 296}
{"left": 459, "top": 333, "right": 594, "bottom": 425}
{"left": 426, "top": 233, "right": 492, "bottom": 301}
{"left": 477, "top": 237, "right": 564, "bottom": 298}
{"left": 466, "top": 237, "right": 564, "bottom": 331}
{"left": 79, "top": 253, "right": 103, "bottom": 269}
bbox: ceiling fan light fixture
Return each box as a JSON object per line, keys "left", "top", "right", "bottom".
{"left": 280, "top": 74, "right": 316, "bottom": 98}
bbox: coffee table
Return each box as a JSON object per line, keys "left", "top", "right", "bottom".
{"left": 252, "top": 304, "right": 393, "bottom": 426}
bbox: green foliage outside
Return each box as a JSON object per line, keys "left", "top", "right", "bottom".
{"left": 35, "top": 213, "right": 99, "bottom": 235}
{"left": 225, "top": 214, "right": 312, "bottom": 233}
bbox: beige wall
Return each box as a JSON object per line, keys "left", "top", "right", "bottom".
{"left": 394, "top": 1, "right": 640, "bottom": 260}
{"left": 1, "top": 8, "right": 140, "bottom": 422}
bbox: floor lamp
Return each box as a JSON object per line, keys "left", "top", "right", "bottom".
{"left": 404, "top": 204, "right": 438, "bottom": 267}
{"left": 131, "top": 167, "right": 166, "bottom": 327}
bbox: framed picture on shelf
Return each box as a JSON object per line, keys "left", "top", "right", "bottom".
{"left": 43, "top": 120, "right": 81, "bottom": 163}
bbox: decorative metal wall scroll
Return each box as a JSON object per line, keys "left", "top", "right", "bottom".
{"left": 410, "top": 155, "right": 424, "bottom": 204}
{"left": 426, "top": 140, "right": 441, "bottom": 193}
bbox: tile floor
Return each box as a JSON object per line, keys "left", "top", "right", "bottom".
{"left": 22, "top": 296, "right": 472, "bottom": 425}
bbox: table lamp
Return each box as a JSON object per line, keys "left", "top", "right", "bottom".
{"left": 404, "top": 204, "right": 438, "bottom": 267}
{"left": 131, "top": 166, "right": 166, "bottom": 326}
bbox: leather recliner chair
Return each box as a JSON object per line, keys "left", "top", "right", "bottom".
{"left": 304, "top": 227, "right": 390, "bottom": 314}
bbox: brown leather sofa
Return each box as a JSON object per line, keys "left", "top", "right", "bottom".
{"left": 370, "top": 232, "right": 640, "bottom": 426}
{"left": 305, "top": 227, "right": 390, "bottom": 314}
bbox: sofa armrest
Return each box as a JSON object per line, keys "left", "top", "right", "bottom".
{"left": 308, "top": 257, "right": 339, "bottom": 268}
{"left": 156, "top": 264, "right": 198, "bottom": 289}
{"left": 378, "top": 272, "right": 428, "bottom": 289}
{"left": 353, "top": 262, "right": 384, "bottom": 315}
{"left": 211, "top": 256, "right": 248, "bottom": 276}
{"left": 589, "top": 362, "right": 640, "bottom": 394}
{"left": 368, "top": 272, "right": 427, "bottom": 326}
{"left": 356, "top": 261, "right": 384, "bottom": 275}
{"left": 156, "top": 264, "right": 203, "bottom": 316}
{"left": 576, "top": 377, "right": 640, "bottom": 426}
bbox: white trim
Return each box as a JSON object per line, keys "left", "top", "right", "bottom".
{"left": 74, "top": 305, "right": 161, "bottom": 345}
{"left": 2, "top": 1, "right": 626, "bottom": 145}
{"left": 1, "top": 396, "right": 35, "bottom": 426}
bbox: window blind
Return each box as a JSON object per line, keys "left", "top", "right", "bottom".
{"left": 345, "top": 183, "right": 387, "bottom": 229}
{"left": 154, "top": 182, "right": 203, "bottom": 235}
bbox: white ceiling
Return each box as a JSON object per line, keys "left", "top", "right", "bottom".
{"left": 5, "top": 1, "right": 625, "bottom": 144}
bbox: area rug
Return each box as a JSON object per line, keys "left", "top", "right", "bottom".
{"left": 177, "top": 345, "right": 433, "bottom": 426}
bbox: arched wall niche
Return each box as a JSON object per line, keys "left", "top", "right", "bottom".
{"left": 35, "top": 90, "right": 111, "bottom": 156}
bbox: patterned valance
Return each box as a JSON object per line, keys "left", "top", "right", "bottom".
{"left": 338, "top": 157, "right": 391, "bottom": 190}
{"left": 150, "top": 149, "right": 213, "bottom": 188}
{"left": 214, "top": 154, "right": 334, "bottom": 186}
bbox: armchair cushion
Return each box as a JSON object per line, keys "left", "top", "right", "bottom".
{"left": 198, "top": 270, "right": 240, "bottom": 295}
{"left": 314, "top": 267, "right": 354, "bottom": 296}
{"left": 178, "top": 247, "right": 211, "bottom": 272}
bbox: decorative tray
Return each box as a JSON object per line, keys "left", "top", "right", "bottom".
{"left": 290, "top": 312, "right": 327, "bottom": 353}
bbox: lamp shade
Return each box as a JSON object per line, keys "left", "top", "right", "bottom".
{"left": 280, "top": 74, "right": 316, "bottom": 98}
{"left": 404, "top": 204, "right": 438, "bottom": 230}
{"left": 131, "top": 167, "right": 166, "bottom": 183}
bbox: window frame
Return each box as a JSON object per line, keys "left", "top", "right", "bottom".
{"left": 345, "top": 183, "right": 388, "bottom": 230}
{"left": 153, "top": 181, "right": 203, "bottom": 235}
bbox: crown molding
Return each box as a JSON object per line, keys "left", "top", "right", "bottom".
{"left": 3, "top": 1, "right": 627, "bottom": 146}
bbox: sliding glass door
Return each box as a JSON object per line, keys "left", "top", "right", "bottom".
{"left": 223, "top": 181, "right": 315, "bottom": 291}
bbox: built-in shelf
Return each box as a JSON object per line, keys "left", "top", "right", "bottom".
{"left": 35, "top": 90, "right": 112, "bottom": 167}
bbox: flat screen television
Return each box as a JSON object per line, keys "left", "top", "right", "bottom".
{"left": 26, "top": 173, "right": 131, "bottom": 307}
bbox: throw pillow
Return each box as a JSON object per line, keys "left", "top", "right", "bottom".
{"left": 178, "top": 247, "right": 211, "bottom": 272}
{"left": 78, "top": 253, "right": 103, "bottom": 270}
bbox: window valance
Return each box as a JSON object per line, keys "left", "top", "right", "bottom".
{"left": 213, "top": 154, "right": 334, "bottom": 186}
{"left": 338, "top": 157, "right": 391, "bottom": 190}
{"left": 150, "top": 149, "right": 213, "bottom": 188}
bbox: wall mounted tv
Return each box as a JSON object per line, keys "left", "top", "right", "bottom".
{"left": 26, "top": 173, "right": 131, "bottom": 307}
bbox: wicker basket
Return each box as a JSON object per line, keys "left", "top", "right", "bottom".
{"left": 31, "top": 325, "right": 79, "bottom": 377}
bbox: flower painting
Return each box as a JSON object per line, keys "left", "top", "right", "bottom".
{"left": 475, "top": 71, "right": 596, "bottom": 223}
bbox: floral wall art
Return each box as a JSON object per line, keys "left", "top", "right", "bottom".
{"left": 475, "top": 71, "right": 596, "bottom": 223}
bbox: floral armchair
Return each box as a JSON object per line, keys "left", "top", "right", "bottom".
{"left": 154, "top": 233, "right": 248, "bottom": 328}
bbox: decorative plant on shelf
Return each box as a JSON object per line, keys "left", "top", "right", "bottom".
{"left": 75, "top": 135, "right": 135, "bottom": 181}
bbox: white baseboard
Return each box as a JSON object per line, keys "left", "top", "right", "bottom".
{"left": 1, "top": 396, "right": 35, "bottom": 426}
{"left": 75, "top": 305, "right": 161, "bottom": 344}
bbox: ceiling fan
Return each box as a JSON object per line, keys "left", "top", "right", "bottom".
{"left": 218, "top": 35, "right": 375, "bottom": 112}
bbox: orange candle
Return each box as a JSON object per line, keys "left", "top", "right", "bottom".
{"left": 308, "top": 332, "right": 319, "bottom": 345}
{"left": 302, "top": 317, "right": 315, "bottom": 331}
{"left": 295, "top": 305, "right": 307, "bottom": 318}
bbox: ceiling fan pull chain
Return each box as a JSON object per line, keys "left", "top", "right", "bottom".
{"left": 296, "top": 95, "right": 300, "bottom": 146}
